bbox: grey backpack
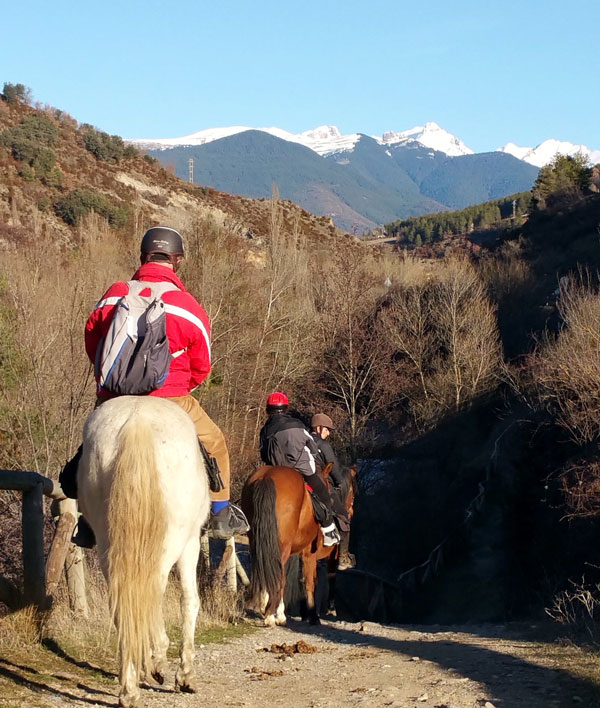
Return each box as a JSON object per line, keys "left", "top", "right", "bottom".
{"left": 96, "top": 281, "right": 179, "bottom": 395}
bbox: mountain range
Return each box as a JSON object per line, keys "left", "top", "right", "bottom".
{"left": 130, "top": 122, "right": 598, "bottom": 232}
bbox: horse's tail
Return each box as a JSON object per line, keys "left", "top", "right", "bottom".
{"left": 107, "top": 415, "right": 167, "bottom": 681}
{"left": 248, "top": 476, "right": 282, "bottom": 615}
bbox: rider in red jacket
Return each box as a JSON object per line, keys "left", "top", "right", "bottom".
{"left": 85, "top": 261, "right": 211, "bottom": 399}
{"left": 61, "top": 226, "right": 248, "bottom": 543}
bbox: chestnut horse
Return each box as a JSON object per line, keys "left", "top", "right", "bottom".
{"left": 241, "top": 463, "right": 356, "bottom": 626}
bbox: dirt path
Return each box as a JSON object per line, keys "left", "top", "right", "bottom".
{"left": 3, "top": 618, "right": 600, "bottom": 707}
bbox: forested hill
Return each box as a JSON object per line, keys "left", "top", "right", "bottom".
{"left": 383, "top": 191, "right": 532, "bottom": 246}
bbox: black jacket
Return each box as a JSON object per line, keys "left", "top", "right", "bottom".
{"left": 311, "top": 434, "right": 343, "bottom": 487}
{"left": 259, "top": 413, "right": 318, "bottom": 476}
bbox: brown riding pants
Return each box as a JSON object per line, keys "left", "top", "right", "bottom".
{"left": 167, "top": 395, "right": 230, "bottom": 502}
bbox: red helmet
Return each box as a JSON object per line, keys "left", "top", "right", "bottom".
{"left": 266, "top": 392, "right": 289, "bottom": 407}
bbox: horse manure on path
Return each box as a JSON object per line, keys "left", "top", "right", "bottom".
{"left": 244, "top": 666, "right": 285, "bottom": 680}
{"left": 260, "top": 640, "right": 319, "bottom": 658}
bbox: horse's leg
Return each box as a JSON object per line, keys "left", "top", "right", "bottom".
{"left": 274, "top": 545, "right": 292, "bottom": 627}
{"left": 95, "top": 545, "right": 139, "bottom": 708}
{"left": 264, "top": 544, "right": 290, "bottom": 627}
{"left": 148, "top": 571, "right": 170, "bottom": 686}
{"left": 175, "top": 534, "right": 201, "bottom": 693}
{"left": 259, "top": 590, "right": 270, "bottom": 615}
{"left": 301, "top": 549, "right": 320, "bottom": 625}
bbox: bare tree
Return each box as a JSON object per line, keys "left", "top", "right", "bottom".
{"left": 381, "top": 256, "right": 503, "bottom": 430}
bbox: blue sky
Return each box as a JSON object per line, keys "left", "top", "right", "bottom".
{"left": 2, "top": 0, "right": 597, "bottom": 152}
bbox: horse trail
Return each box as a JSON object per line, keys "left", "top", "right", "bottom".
{"left": 14, "top": 617, "right": 597, "bottom": 708}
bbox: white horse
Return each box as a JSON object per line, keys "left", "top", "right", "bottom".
{"left": 77, "top": 396, "right": 210, "bottom": 708}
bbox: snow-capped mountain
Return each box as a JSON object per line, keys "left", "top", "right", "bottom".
{"left": 130, "top": 123, "right": 599, "bottom": 167}
{"left": 498, "top": 139, "right": 600, "bottom": 168}
{"left": 131, "top": 124, "right": 362, "bottom": 156}
{"left": 378, "top": 121, "right": 474, "bottom": 157}
{"left": 129, "top": 122, "right": 469, "bottom": 158}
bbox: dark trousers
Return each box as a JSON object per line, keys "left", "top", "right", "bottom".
{"left": 59, "top": 444, "right": 83, "bottom": 499}
{"left": 305, "top": 472, "right": 334, "bottom": 526}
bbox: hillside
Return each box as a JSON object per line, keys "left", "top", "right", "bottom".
{"left": 0, "top": 97, "right": 354, "bottom": 251}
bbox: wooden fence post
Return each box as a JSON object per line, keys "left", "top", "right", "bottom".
{"left": 225, "top": 536, "right": 237, "bottom": 592}
{"left": 61, "top": 498, "right": 89, "bottom": 617}
{"left": 45, "top": 508, "right": 77, "bottom": 604}
{"left": 22, "top": 481, "right": 46, "bottom": 607}
{"left": 200, "top": 533, "right": 210, "bottom": 569}
{"left": 236, "top": 553, "right": 250, "bottom": 587}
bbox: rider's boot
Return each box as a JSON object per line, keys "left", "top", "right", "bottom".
{"left": 337, "top": 530, "right": 356, "bottom": 568}
{"left": 209, "top": 502, "right": 250, "bottom": 539}
{"left": 72, "top": 515, "right": 96, "bottom": 548}
{"left": 320, "top": 522, "right": 341, "bottom": 547}
{"left": 306, "top": 473, "right": 340, "bottom": 547}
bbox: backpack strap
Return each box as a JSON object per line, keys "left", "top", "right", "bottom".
{"left": 126, "top": 280, "right": 180, "bottom": 297}
{"left": 126, "top": 281, "right": 188, "bottom": 359}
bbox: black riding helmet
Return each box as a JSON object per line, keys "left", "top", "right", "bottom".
{"left": 140, "top": 226, "right": 185, "bottom": 271}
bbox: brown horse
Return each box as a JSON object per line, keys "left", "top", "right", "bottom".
{"left": 241, "top": 462, "right": 356, "bottom": 626}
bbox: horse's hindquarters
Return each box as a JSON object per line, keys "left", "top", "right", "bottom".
{"left": 78, "top": 396, "right": 210, "bottom": 704}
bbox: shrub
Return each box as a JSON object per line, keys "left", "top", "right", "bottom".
{"left": 82, "top": 127, "right": 125, "bottom": 162}
{"left": 143, "top": 154, "right": 157, "bottom": 164}
{"left": 54, "top": 188, "right": 130, "bottom": 227}
{"left": 123, "top": 144, "right": 138, "bottom": 159}
{"left": 18, "top": 164, "right": 35, "bottom": 182}
{"left": 536, "top": 278, "right": 600, "bottom": 444}
{"left": 42, "top": 167, "right": 64, "bottom": 190}
{"left": 2, "top": 82, "right": 31, "bottom": 104}
{"left": 0, "top": 115, "right": 58, "bottom": 179}
{"left": 31, "top": 146, "right": 56, "bottom": 176}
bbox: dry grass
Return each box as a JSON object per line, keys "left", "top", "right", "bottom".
{"left": 0, "top": 563, "right": 247, "bottom": 672}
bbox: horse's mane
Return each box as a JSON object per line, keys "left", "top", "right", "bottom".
{"left": 335, "top": 465, "right": 356, "bottom": 500}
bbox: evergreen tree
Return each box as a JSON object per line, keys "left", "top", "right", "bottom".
{"left": 532, "top": 152, "right": 591, "bottom": 210}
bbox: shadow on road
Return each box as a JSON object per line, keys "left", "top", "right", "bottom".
{"left": 0, "top": 656, "right": 115, "bottom": 707}
{"left": 285, "top": 617, "right": 600, "bottom": 708}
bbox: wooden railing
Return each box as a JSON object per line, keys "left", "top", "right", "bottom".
{"left": 0, "top": 469, "right": 248, "bottom": 615}
{"left": 0, "top": 469, "right": 66, "bottom": 609}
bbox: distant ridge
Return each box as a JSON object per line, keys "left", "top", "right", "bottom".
{"left": 130, "top": 121, "right": 599, "bottom": 166}
{"left": 141, "top": 129, "right": 538, "bottom": 231}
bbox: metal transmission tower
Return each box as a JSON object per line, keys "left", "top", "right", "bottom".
{"left": 188, "top": 158, "right": 194, "bottom": 184}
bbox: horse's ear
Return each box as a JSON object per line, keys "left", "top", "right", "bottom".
{"left": 349, "top": 463, "right": 357, "bottom": 478}
{"left": 322, "top": 462, "right": 333, "bottom": 478}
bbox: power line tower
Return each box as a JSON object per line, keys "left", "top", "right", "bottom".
{"left": 188, "top": 158, "right": 194, "bottom": 184}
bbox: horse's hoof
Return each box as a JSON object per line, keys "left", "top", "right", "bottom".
{"left": 151, "top": 669, "right": 165, "bottom": 685}
{"left": 119, "top": 693, "right": 140, "bottom": 708}
{"left": 275, "top": 617, "right": 287, "bottom": 626}
{"left": 175, "top": 672, "right": 197, "bottom": 693}
{"left": 309, "top": 616, "right": 321, "bottom": 626}
{"left": 178, "top": 682, "right": 197, "bottom": 694}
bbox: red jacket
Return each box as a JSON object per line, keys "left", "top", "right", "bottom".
{"left": 85, "top": 263, "right": 211, "bottom": 398}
